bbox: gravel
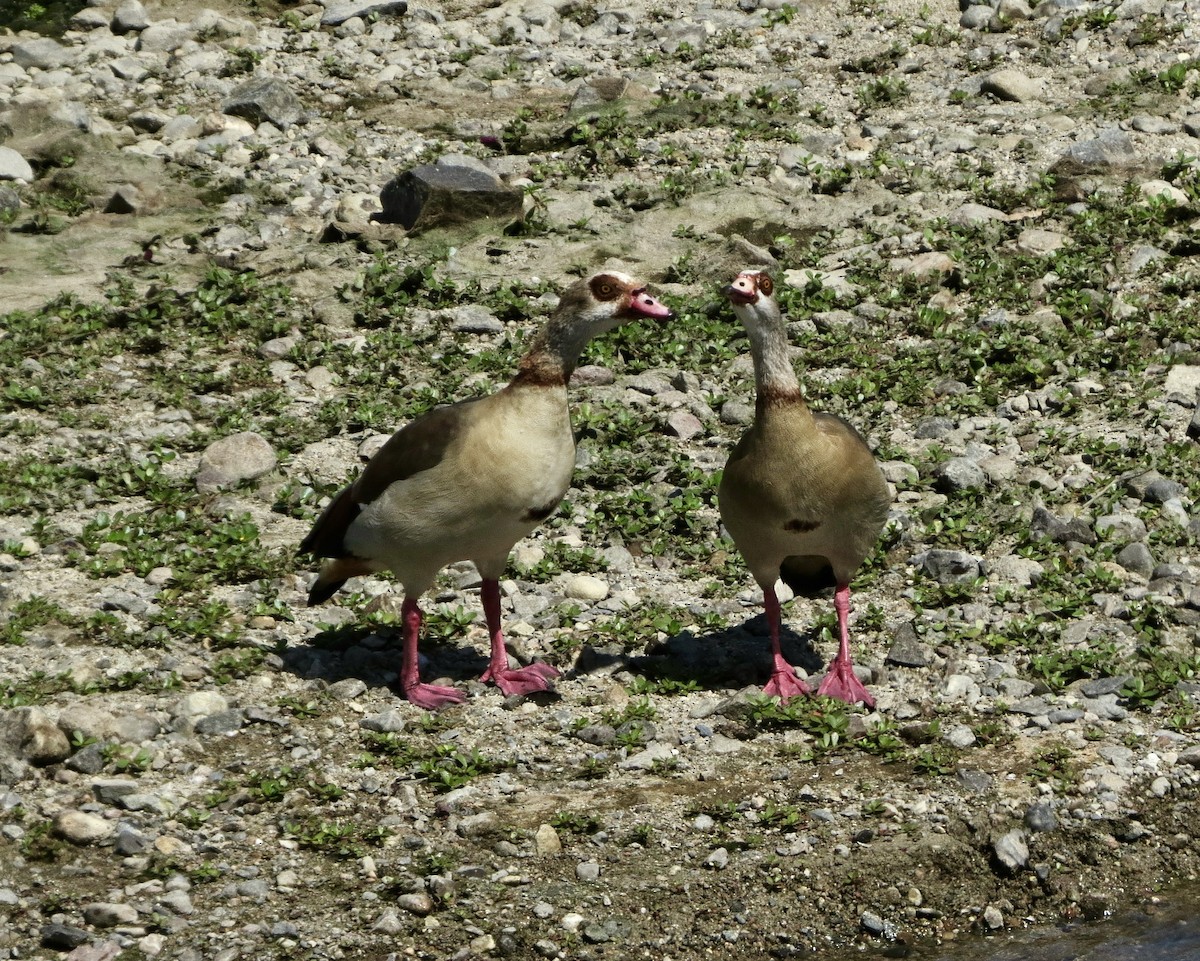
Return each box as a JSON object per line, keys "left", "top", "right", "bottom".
{"left": 3, "top": 0, "right": 1200, "bottom": 958}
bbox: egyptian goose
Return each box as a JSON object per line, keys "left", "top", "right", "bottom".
{"left": 718, "top": 269, "right": 889, "bottom": 706}
{"left": 301, "top": 271, "right": 673, "bottom": 709}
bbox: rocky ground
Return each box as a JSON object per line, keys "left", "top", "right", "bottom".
{"left": 3, "top": 0, "right": 1200, "bottom": 958}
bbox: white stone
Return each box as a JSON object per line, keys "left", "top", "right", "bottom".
{"left": 563, "top": 574, "right": 610, "bottom": 602}
{"left": 0, "top": 147, "right": 34, "bottom": 182}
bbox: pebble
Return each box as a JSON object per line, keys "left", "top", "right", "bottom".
{"left": 195, "top": 432, "right": 278, "bottom": 493}
{"left": 0, "top": 146, "right": 35, "bottom": 182}
{"left": 54, "top": 810, "right": 114, "bottom": 844}
{"left": 564, "top": 574, "right": 610, "bottom": 601}
{"left": 171, "top": 692, "right": 229, "bottom": 720}
{"left": 913, "top": 549, "right": 983, "bottom": 585}
{"left": 534, "top": 824, "right": 562, "bottom": 855}
{"left": 83, "top": 902, "right": 139, "bottom": 927}
{"left": 993, "top": 830, "right": 1029, "bottom": 870}
{"left": 1024, "top": 801, "right": 1058, "bottom": 832}
{"left": 41, "top": 923, "right": 89, "bottom": 950}
{"left": 981, "top": 68, "right": 1043, "bottom": 102}
{"left": 0, "top": 0, "right": 1197, "bottom": 954}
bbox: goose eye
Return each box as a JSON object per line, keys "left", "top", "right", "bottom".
{"left": 590, "top": 276, "right": 620, "bottom": 301}
{"left": 758, "top": 275, "right": 774, "bottom": 296}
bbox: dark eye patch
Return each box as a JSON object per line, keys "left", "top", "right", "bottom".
{"left": 758, "top": 273, "right": 774, "bottom": 296}
{"left": 590, "top": 274, "right": 623, "bottom": 301}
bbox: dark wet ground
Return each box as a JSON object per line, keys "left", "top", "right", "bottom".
{"left": 856, "top": 886, "right": 1200, "bottom": 961}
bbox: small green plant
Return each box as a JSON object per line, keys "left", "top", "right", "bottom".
{"left": 19, "top": 821, "right": 63, "bottom": 862}
{"left": 856, "top": 76, "right": 909, "bottom": 111}
{"left": 282, "top": 818, "right": 386, "bottom": 859}
{"left": 102, "top": 744, "right": 153, "bottom": 775}
{"left": 764, "top": 3, "right": 796, "bottom": 26}
{"left": 551, "top": 810, "right": 601, "bottom": 835}
{"left": 911, "top": 745, "right": 958, "bottom": 777}
{"left": 416, "top": 745, "right": 507, "bottom": 792}
{"left": 1026, "top": 744, "right": 1077, "bottom": 790}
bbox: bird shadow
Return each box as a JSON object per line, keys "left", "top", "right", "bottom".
{"left": 277, "top": 619, "right": 513, "bottom": 699}
{"left": 587, "top": 613, "right": 827, "bottom": 694}
{"left": 279, "top": 609, "right": 829, "bottom": 705}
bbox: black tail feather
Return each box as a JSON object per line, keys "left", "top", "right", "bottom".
{"left": 780, "top": 555, "right": 836, "bottom": 597}
{"left": 307, "top": 578, "right": 346, "bottom": 607}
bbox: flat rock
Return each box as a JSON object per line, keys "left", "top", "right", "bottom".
{"left": 11, "top": 38, "right": 77, "bottom": 70}
{"left": 912, "top": 549, "right": 982, "bottom": 585}
{"left": 665, "top": 410, "right": 704, "bottom": 440}
{"left": 1164, "top": 365, "right": 1200, "bottom": 399}
{"left": 137, "top": 21, "right": 193, "bottom": 52}
{"left": 885, "top": 624, "right": 931, "bottom": 667}
{"left": 41, "top": 924, "right": 89, "bottom": 950}
{"left": 935, "top": 457, "right": 987, "bottom": 492}
{"left": 223, "top": 77, "right": 305, "bottom": 129}
{"left": 83, "top": 902, "right": 140, "bottom": 927}
{"left": 196, "top": 431, "right": 277, "bottom": 492}
{"left": 171, "top": 691, "right": 230, "bottom": 720}
{"left": 0, "top": 147, "right": 35, "bottom": 182}
{"left": 378, "top": 162, "right": 523, "bottom": 232}
{"left": 0, "top": 707, "right": 72, "bottom": 765}
{"left": 112, "top": 0, "right": 150, "bottom": 32}
{"left": 618, "top": 742, "right": 674, "bottom": 770}
{"left": 981, "top": 69, "right": 1043, "bottom": 102}
{"left": 321, "top": 0, "right": 409, "bottom": 25}
{"left": 54, "top": 809, "right": 114, "bottom": 844}
{"left": 993, "top": 829, "right": 1029, "bottom": 870}
{"left": 1053, "top": 130, "right": 1140, "bottom": 175}
{"left": 444, "top": 304, "right": 504, "bottom": 334}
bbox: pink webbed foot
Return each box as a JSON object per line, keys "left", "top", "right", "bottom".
{"left": 403, "top": 681, "right": 466, "bottom": 711}
{"left": 763, "top": 666, "right": 813, "bottom": 701}
{"left": 482, "top": 661, "right": 560, "bottom": 697}
{"left": 816, "top": 658, "right": 875, "bottom": 708}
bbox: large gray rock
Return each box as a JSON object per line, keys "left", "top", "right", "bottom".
{"left": 196, "top": 432, "right": 277, "bottom": 492}
{"left": 379, "top": 162, "right": 524, "bottom": 231}
{"left": 1030, "top": 506, "right": 1096, "bottom": 545}
{"left": 1115, "top": 541, "right": 1155, "bottom": 578}
{"left": 981, "top": 69, "right": 1043, "bottom": 102}
{"left": 53, "top": 809, "right": 114, "bottom": 844}
{"left": 0, "top": 148, "right": 34, "bottom": 183}
{"left": 993, "top": 829, "right": 1029, "bottom": 870}
{"left": 913, "top": 549, "right": 982, "bottom": 585}
{"left": 136, "top": 21, "right": 193, "bottom": 53}
{"left": 222, "top": 77, "right": 305, "bottom": 129}
{"left": 1053, "top": 130, "right": 1140, "bottom": 175}
{"left": 111, "top": 0, "right": 149, "bottom": 33}
{"left": 935, "top": 457, "right": 988, "bottom": 492}
{"left": 321, "top": 0, "right": 408, "bottom": 25}
{"left": 11, "top": 38, "right": 77, "bottom": 70}
{"left": 0, "top": 707, "right": 72, "bottom": 765}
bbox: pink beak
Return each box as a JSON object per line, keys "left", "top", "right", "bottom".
{"left": 629, "top": 288, "right": 673, "bottom": 319}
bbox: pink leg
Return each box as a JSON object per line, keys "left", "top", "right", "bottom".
{"left": 762, "top": 587, "right": 811, "bottom": 701}
{"left": 477, "top": 579, "right": 559, "bottom": 696}
{"left": 816, "top": 584, "right": 875, "bottom": 707}
{"left": 400, "top": 597, "right": 465, "bottom": 709}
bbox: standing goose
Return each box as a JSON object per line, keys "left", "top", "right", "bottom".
{"left": 300, "top": 271, "right": 673, "bottom": 709}
{"left": 718, "top": 269, "right": 890, "bottom": 706}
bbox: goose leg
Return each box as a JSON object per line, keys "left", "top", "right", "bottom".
{"left": 816, "top": 584, "right": 875, "bottom": 707}
{"left": 400, "top": 597, "right": 465, "bottom": 709}
{"left": 762, "top": 586, "right": 812, "bottom": 701}
{"left": 478, "top": 579, "right": 559, "bottom": 696}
